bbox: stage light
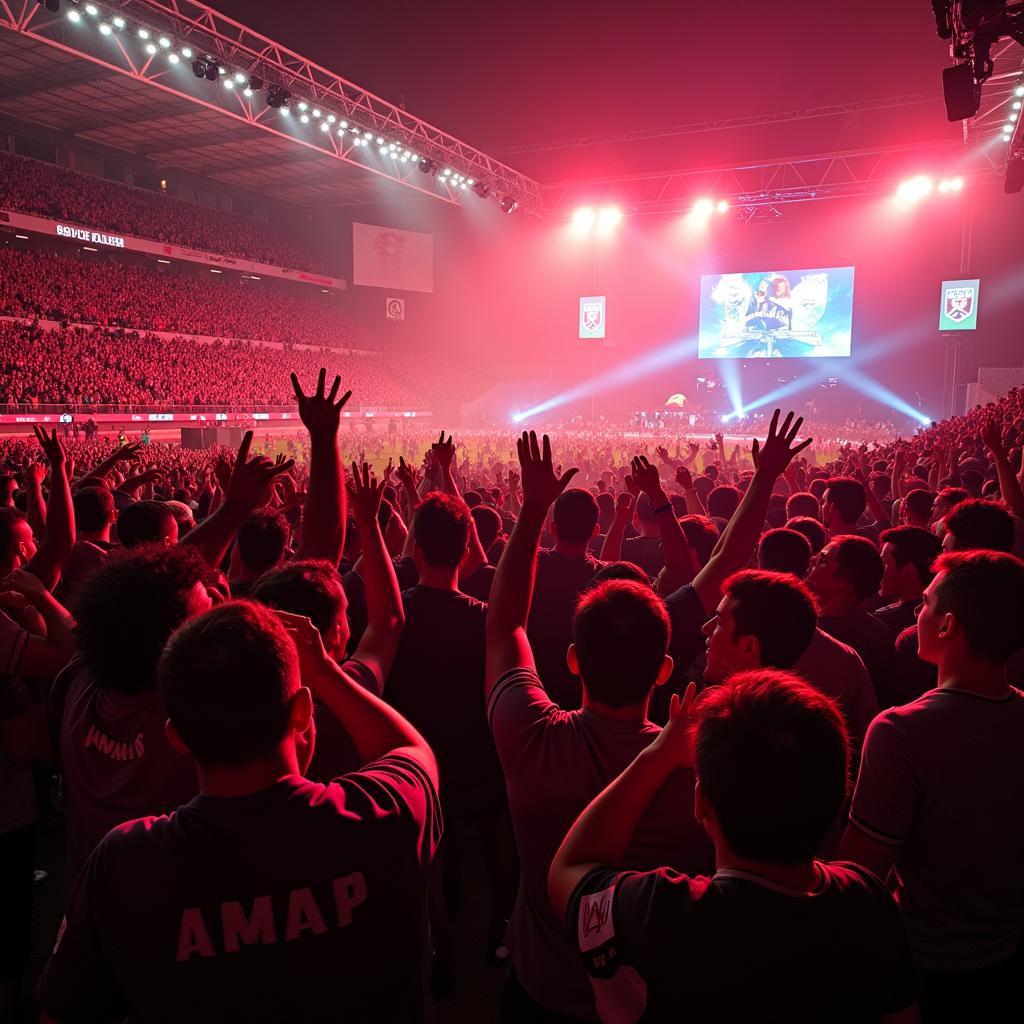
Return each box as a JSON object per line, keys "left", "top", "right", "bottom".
{"left": 467, "top": 177, "right": 474, "bottom": 185}
{"left": 499, "top": 195, "right": 518, "bottom": 214}
{"left": 297, "top": 101, "right": 308, "bottom": 111}
{"left": 205, "top": 63, "right": 219, "bottom": 81}
{"left": 181, "top": 46, "right": 192, "bottom": 58}
{"left": 168, "top": 52, "right": 180, "bottom": 64}
{"left": 572, "top": 207, "right": 597, "bottom": 230}
{"left": 716, "top": 199, "right": 730, "bottom": 214}
{"left": 300, "top": 114, "right": 309, "bottom": 123}
{"left": 159, "top": 36, "right": 171, "bottom": 48}
{"left": 145, "top": 42, "right": 157, "bottom": 55}
{"left": 363, "top": 131, "right": 372, "bottom": 139}
{"left": 218, "top": 66, "right": 226, "bottom": 75}
{"left": 113, "top": 15, "right": 125, "bottom": 28}
{"left": 442, "top": 168, "right": 452, "bottom": 176}
{"left": 67, "top": 8, "right": 81, "bottom": 22}
{"left": 242, "top": 86, "right": 252, "bottom": 96}
{"left": 340, "top": 120, "right": 348, "bottom": 128}
{"left": 598, "top": 205, "right": 622, "bottom": 227}
{"left": 265, "top": 85, "right": 290, "bottom": 108}
{"left": 281, "top": 107, "right": 290, "bottom": 116}
{"left": 895, "top": 175, "right": 932, "bottom": 203}
{"left": 320, "top": 122, "right": 329, "bottom": 132}
{"left": 691, "top": 197, "right": 715, "bottom": 218}
{"left": 1017, "top": 85, "right": 1024, "bottom": 97}
{"left": 85, "top": 3, "right": 97, "bottom": 14}
{"left": 312, "top": 108, "right": 321, "bottom": 118}
{"left": 99, "top": 22, "right": 112, "bottom": 34}
{"left": 327, "top": 114, "right": 335, "bottom": 124}
{"left": 1010, "top": 113, "right": 1019, "bottom": 123}
{"left": 138, "top": 27, "right": 149, "bottom": 38}
{"left": 418, "top": 157, "right": 438, "bottom": 175}
{"left": 224, "top": 78, "right": 235, "bottom": 90}
{"left": 1014, "top": 101, "right": 1022, "bottom": 110}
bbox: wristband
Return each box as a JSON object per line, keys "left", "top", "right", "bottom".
{"left": 652, "top": 502, "right": 673, "bottom": 516}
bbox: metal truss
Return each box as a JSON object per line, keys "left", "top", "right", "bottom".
{"left": 492, "top": 92, "right": 944, "bottom": 156}
{"left": 0, "top": 0, "right": 543, "bottom": 213}
{"left": 540, "top": 141, "right": 1007, "bottom": 219}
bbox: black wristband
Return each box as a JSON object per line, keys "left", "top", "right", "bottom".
{"left": 652, "top": 502, "right": 673, "bottom": 516}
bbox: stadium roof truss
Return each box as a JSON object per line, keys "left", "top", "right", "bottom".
{"left": 540, "top": 140, "right": 1007, "bottom": 221}
{"left": 0, "top": 0, "right": 544, "bottom": 212}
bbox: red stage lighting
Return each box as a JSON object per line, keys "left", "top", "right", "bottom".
{"left": 895, "top": 175, "right": 933, "bottom": 204}
{"left": 572, "top": 207, "right": 597, "bottom": 231}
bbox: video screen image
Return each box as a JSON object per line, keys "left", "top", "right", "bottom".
{"left": 698, "top": 267, "right": 855, "bottom": 359}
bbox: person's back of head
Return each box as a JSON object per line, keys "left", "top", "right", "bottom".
{"left": 411, "top": 492, "right": 471, "bottom": 568}
{"left": 552, "top": 487, "right": 599, "bottom": 547}
{"left": 831, "top": 534, "right": 885, "bottom": 603}
{"left": 471, "top": 504, "right": 502, "bottom": 554}
{"left": 159, "top": 601, "right": 302, "bottom": 768}
{"left": 693, "top": 475, "right": 715, "bottom": 504}
{"left": 571, "top": 580, "right": 671, "bottom": 708}
{"left": 944, "top": 498, "right": 1015, "bottom": 553}
{"left": 707, "top": 485, "right": 741, "bottom": 521}
{"left": 695, "top": 669, "right": 850, "bottom": 864}
{"left": 705, "top": 570, "right": 818, "bottom": 682}
{"left": 72, "top": 485, "right": 115, "bottom": 535}
{"left": 0, "top": 505, "right": 35, "bottom": 571}
{"left": 117, "top": 500, "right": 178, "bottom": 548}
{"left": 462, "top": 489, "right": 483, "bottom": 509}
{"left": 595, "top": 491, "right": 615, "bottom": 533}
{"left": 934, "top": 486, "right": 970, "bottom": 520}
{"left": 823, "top": 477, "right": 867, "bottom": 529}
{"left": 903, "top": 487, "right": 934, "bottom": 526}
{"left": 251, "top": 559, "right": 346, "bottom": 644}
{"left": 785, "top": 515, "right": 827, "bottom": 555}
{"left": 785, "top": 491, "right": 819, "bottom": 522}
{"left": 878, "top": 525, "right": 942, "bottom": 594}
{"left": 919, "top": 550, "right": 1024, "bottom": 667}
{"left": 808, "top": 477, "right": 828, "bottom": 502}
{"left": 236, "top": 509, "right": 290, "bottom": 574}
{"left": 74, "top": 543, "right": 212, "bottom": 694}
{"left": 680, "top": 514, "right": 720, "bottom": 568}
{"left": 758, "top": 528, "right": 813, "bottom": 579}
{"left": 960, "top": 469, "right": 983, "bottom": 498}
{"left": 589, "top": 560, "right": 651, "bottom": 588}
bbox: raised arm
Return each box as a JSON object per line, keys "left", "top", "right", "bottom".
{"left": 687, "top": 409, "right": 811, "bottom": 613}
{"left": 182, "top": 431, "right": 294, "bottom": 567}
{"left": 675, "top": 465, "right": 707, "bottom": 516}
{"left": 348, "top": 462, "right": 405, "bottom": 687}
{"left": 981, "top": 418, "right": 1024, "bottom": 517}
{"left": 431, "top": 432, "right": 459, "bottom": 498}
{"left": 485, "top": 431, "right": 577, "bottom": 695}
{"left": 600, "top": 491, "right": 634, "bottom": 562}
{"left": 293, "top": 369, "right": 352, "bottom": 564}
{"left": 79, "top": 440, "right": 142, "bottom": 487}
{"left": 23, "top": 461, "right": 47, "bottom": 541}
{"left": 631, "top": 456, "right": 698, "bottom": 586}
{"left": 26, "top": 427, "right": 75, "bottom": 593}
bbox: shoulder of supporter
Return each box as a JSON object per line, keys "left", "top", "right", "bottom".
{"left": 340, "top": 657, "right": 383, "bottom": 699}
{"left": 486, "top": 665, "right": 564, "bottom": 761}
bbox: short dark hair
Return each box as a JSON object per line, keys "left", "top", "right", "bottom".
{"left": 831, "top": 535, "right": 884, "bottom": 601}
{"left": 903, "top": 488, "right": 934, "bottom": 522}
{"left": 824, "top": 477, "right": 867, "bottom": 525}
{"left": 937, "top": 486, "right": 970, "bottom": 511}
{"left": 117, "top": 500, "right": 176, "bottom": 548}
{"left": 236, "top": 510, "right": 290, "bottom": 573}
{"left": 707, "top": 485, "right": 741, "bottom": 520}
{"left": 944, "top": 499, "right": 1015, "bottom": 553}
{"left": 553, "top": 488, "right": 599, "bottom": 544}
{"left": 723, "top": 570, "right": 818, "bottom": 668}
{"left": 250, "top": 559, "right": 345, "bottom": 637}
{"left": 931, "top": 551, "right": 1024, "bottom": 662}
{"left": 589, "top": 561, "right": 651, "bottom": 588}
{"left": 879, "top": 526, "right": 942, "bottom": 587}
{"left": 786, "top": 516, "right": 827, "bottom": 555}
{"left": 0, "top": 506, "right": 28, "bottom": 554}
{"left": 786, "top": 492, "right": 820, "bottom": 521}
{"left": 412, "top": 492, "right": 471, "bottom": 567}
{"left": 680, "top": 515, "right": 720, "bottom": 567}
{"left": 758, "top": 528, "right": 813, "bottom": 579}
{"left": 462, "top": 490, "right": 483, "bottom": 509}
{"left": 159, "top": 601, "right": 299, "bottom": 767}
{"left": 471, "top": 504, "right": 502, "bottom": 551}
{"left": 695, "top": 670, "right": 850, "bottom": 864}
{"left": 572, "top": 580, "right": 670, "bottom": 707}
{"left": 73, "top": 486, "right": 115, "bottom": 533}
{"left": 74, "top": 544, "right": 210, "bottom": 694}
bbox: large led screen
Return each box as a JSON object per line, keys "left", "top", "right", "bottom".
{"left": 698, "top": 267, "right": 855, "bottom": 358}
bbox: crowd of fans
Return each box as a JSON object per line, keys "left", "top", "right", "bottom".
{"left": 0, "top": 321, "right": 418, "bottom": 408}
{"left": 0, "top": 247, "right": 376, "bottom": 350}
{"left": 0, "top": 365, "right": 1021, "bottom": 1024}
{"left": 0, "top": 152, "right": 327, "bottom": 273}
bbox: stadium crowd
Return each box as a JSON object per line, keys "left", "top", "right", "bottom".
{"left": 0, "top": 321, "right": 418, "bottom": 409}
{"left": 0, "top": 152, "right": 327, "bottom": 273}
{"left": 0, "top": 247, "right": 373, "bottom": 350}
{"left": 0, "top": 365, "right": 1021, "bottom": 1024}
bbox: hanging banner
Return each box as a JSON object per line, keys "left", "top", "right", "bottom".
{"left": 579, "top": 295, "right": 606, "bottom": 339}
{"left": 939, "top": 278, "right": 980, "bottom": 331}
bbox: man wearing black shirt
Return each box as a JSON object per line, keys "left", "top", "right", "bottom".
{"left": 875, "top": 526, "right": 942, "bottom": 643}
{"left": 549, "top": 670, "right": 916, "bottom": 1023}
{"left": 38, "top": 601, "right": 440, "bottom": 1024}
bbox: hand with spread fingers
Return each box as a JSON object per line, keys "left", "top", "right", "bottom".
{"left": 291, "top": 367, "right": 352, "bottom": 438}
{"left": 750, "top": 408, "right": 813, "bottom": 479}
{"left": 517, "top": 431, "right": 578, "bottom": 513}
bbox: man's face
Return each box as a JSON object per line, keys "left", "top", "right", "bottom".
{"left": 184, "top": 580, "right": 214, "bottom": 620}
{"left": 11, "top": 519, "right": 37, "bottom": 567}
{"left": 915, "top": 572, "right": 947, "bottom": 666}
{"left": 941, "top": 529, "right": 957, "bottom": 553}
{"left": 702, "top": 595, "right": 755, "bottom": 683}
{"left": 806, "top": 543, "right": 847, "bottom": 604}
{"left": 879, "top": 542, "right": 905, "bottom": 601}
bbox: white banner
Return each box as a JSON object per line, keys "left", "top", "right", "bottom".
{"left": 385, "top": 297, "right": 406, "bottom": 320}
{"left": 579, "top": 295, "right": 606, "bottom": 339}
{"left": 353, "top": 222, "right": 434, "bottom": 294}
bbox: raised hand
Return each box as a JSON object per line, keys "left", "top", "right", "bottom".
{"left": 980, "top": 418, "right": 1003, "bottom": 453}
{"left": 614, "top": 490, "right": 634, "bottom": 521}
{"left": 517, "top": 431, "right": 578, "bottom": 511}
{"left": 291, "top": 367, "right": 352, "bottom": 437}
{"left": 750, "top": 409, "right": 813, "bottom": 479}
{"left": 24, "top": 461, "right": 46, "bottom": 488}
{"left": 31, "top": 425, "right": 67, "bottom": 468}
{"left": 276, "top": 610, "right": 334, "bottom": 687}
{"left": 675, "top": 465, "right": 694, "bottom": 490}
{"left": 646, "top": 682, "right": 698, "bottom": 769}
{"left": 629, "top": 455, "right": 664, "bottom": 499}
{"left": 396, "top": 455, "right": 421, "bottom": 491}
{"left": 432, "top": 431, "right": 456, "bottom": 470}
{"left": 223, "top": 431, "right": 295, "bottom": 513}
{"left": 349, "top": 461, "right": 384, "bottom": 521}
